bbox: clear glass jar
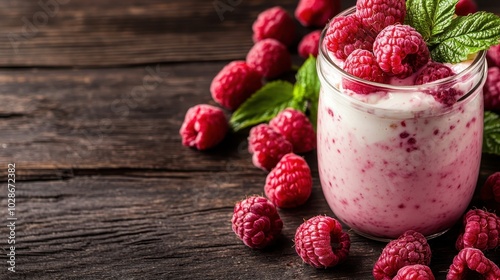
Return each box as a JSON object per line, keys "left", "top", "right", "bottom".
{"left": 316, "top": 7, "right": 487, "bottom": 241}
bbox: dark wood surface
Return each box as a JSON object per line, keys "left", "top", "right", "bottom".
{"left": 0, "top": 0, "right": 498, "bottom": 279}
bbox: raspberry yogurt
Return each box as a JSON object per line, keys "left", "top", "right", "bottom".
{"left": 316, "top": 8, "right": 487, "bottom": 240}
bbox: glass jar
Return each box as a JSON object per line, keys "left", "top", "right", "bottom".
{"left": 316, "top": 7, "right": 487, "bottom": 241}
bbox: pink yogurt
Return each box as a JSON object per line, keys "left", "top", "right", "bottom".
{"left": 316, "top": 17, "right": 487, "bottom": 240}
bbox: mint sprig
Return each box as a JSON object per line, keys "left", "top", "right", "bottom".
{"left": 229, "top": 56, "right": 320, "bottom": 132}
{"left": 483, "top": 111, "right": 500, "bottom": 156}
{"left": 406, "top": 0, "right": 500, "bottom": 63}
{"left": 405, "top": 0, "right": 458, "bottom": 41}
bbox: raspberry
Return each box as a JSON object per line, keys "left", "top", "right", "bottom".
{"left": 487, "top": 44, "right": 500, "bottom": 68}
{"left": 294, "top": 215, "right": 350, "bottom": 268}
{"left": 455, "top": 209, "right": 500, "bottom": 251}
{"left": 414, "top": 62, "right": 455, "bottom": 85}
{"left": 179, "top": 104, "right": 228, "bottom": 150}
{"left": 269, "top": 108, "right": 316, "bottom": 153}
{"left": 294, "top": 0, "right": 341, "bottom": 28}
{"left": 252, "top": 6, "right": 296, "bottom": 46}
{"left": 373, "top": 24, "right": 430, "bottom": 78}
{"left": 298, "top": 30, "right": 321, "bottom": 58}
{"left": 373, "top": 230, "right": 432, "bottom": 280}
{"left": 483, "top": 66, "right": 500, "bottom": 111}
{"left": 343, "top": 49, "right": 388, "bottom": 94}
{"left": 324, "top": 14, "right": 376, "bottom": 60}
{"left": 393, "top": 265, "right": 435, "bottom": 280}
{"left": 264, "top": 153, "right": 312, "bottom": 208}
{"left": 356, "top": 0, "right": 406, "bottom": 33}
{"left": 446, "top": 248, "right": 500, "bottom": 280}
{"left": 246, "top": 39, "right": 292, "bottom": 79}
{"left": 248, "top": 124, "right": 292, "bottom": 171}
{"left": 455, "top": 0, "right": 478, "bottom": 16}
{"left": 231, "top": 195, "right": 283, "bottom": 249}
{"left": 210, "top": 61, "right": 263, "bottom": 111}
{"left": 480, "top": 172, "right": 500, "bottom": 213}
{"left": 414, "top": 62, "right": 461, "bottom": 106}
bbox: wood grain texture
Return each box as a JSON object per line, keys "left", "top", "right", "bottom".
{"left": 0, "top": 0, "right": 498, "bottom": 279}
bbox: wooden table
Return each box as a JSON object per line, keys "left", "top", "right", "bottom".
{"left": 0, "top": 0, "right": 498, "bottom": 279}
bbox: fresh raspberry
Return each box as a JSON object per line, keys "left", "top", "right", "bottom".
{"left": 246, "top": 39, "right": 291, "bottom": 79}
{"left": 373, "top": 24, "right": 430, "bottom": 78}
{"left": 264, "top": 153, "right": 312, "bottom": 208}
{"left": 210, "top": 61, "right": 263, "bottom": 111}
{"left": 324, "top": 14, "right": 376, "bottom": 60}
{"left": 486, "top": 44, "right": 500, "bottom": 68}
{"left": 298, "top": 30, "right": 321, "bottom": 58}
{"left": 252, "top": 6, "right": 296, "bottom": 46}
{"left": 455, "top": 209, "right": 500, "bottom": 251}
{"left": 231, "top": 195, "right": 283, "bottom": 249}
{"left": 294, "top": 0, "right": 341, "bottom": 28}
{"left": 393, "top": 265, "right": 435, "bottom": 280}
{"left": 483, "top": 66, "right": 500, "bottom": 111}
{"left": 414, "top": 62, "right": 461, "bottom": 106}
{"left": 343, "top": 49, "right": 389, "bottom": 94}
{"left": 446, "top": 248, "right": 500, "bottom": 280}
{"left": 294, "top": 215, "right": 350, "bottom": 268}
{"left": 248, "top": 124, "right": 292, "bottom": 171}
{"left": 455, "top": 0, "right": 478, "bottom": 16}
{"left": 373, "top": 230, "right": 432, "bottom": 280}
{"left": 356, "top": 0, "right": 406, "bottom": 33}
{"left": 179, "top": 104, "right": 228, "bottom": 150}
{"left": 414, "top": 62, "right": 455, "bottom": 85}
{"left": 269, "top": 108, "right": 316, "bottom": 153}
{"left": 480, "top": 172, "right": 500, "bottom": 213}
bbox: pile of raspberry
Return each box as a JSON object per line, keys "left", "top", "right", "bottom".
{"left": 179, "top": 0, "right": 338, "bottom": 152}
{"left": 324, "top": 0, "right": 465, "bottom": 106}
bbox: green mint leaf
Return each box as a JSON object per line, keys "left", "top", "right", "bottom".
{"left": 230, "top": 81, "right": 300, "bottom": 132}
{"left": 294, "top": 56, "right": 320, "bottom": 101}
{"left": 405, "top": 0, "right": 458, "bottom": 41}
{"left": 429, "top": 12, "right": 500, "bottom": 63}
{"left": 293, "top": 56, "right": 320, "bottom": 128}
{"left": 483, "top": 111, "right": 500, "bottom": 156}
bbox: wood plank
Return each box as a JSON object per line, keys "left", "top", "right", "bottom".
{"left": 0, "top": 0, "right": 496, "bottom": 67}
{"left": 1, "top": 174, "right": 498, "bottom": 279}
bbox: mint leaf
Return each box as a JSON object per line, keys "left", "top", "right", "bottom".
{"left": 405, "top": 0, "right": 458, "bottom": 41}
{"left": 229, "top": 81, "right": 302, "bottom": 132}
{"left": 429, "top": 12, "right": 500, "bottom": 63}
{"left": 293, "top": 56, "right": 320, "bottom": 128}
{"left": 483, "top": 111, "right": 500, "bottom": 156}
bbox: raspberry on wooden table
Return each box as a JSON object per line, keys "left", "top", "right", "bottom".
{"left": 264, "top": 153, "right": 312, "bottom": 208}
{"left": 483, "top": 66, "right": 500, "bottom": 111}
{"left": 298, "top": 30, "right": 321, "bottom": 58}
{"left": 455, "top": 209, "right": 500, "bottom": 251}
{"left": 486, "top": 44, "right": 500, "bottom": 68}
{"left": 373, "top": 24, "right": 430, "bottom": 78}
{"left": 446, "top": 248, "right": 500, "bottom": 280}
{"left": 246, "top": 39, "right": 291, "bottom": 79}
{"left": 248, "top": 124, "right": 292, "bottom": 171}
{"left": 179, "top": 104, "right": 228, "bottom": 150}
{"left": 252, "top": 6, "right": 295, "bottom": 47}
{"left": 356, "top": 0, "right": 406, "bottom": 33}
{"left": 393, "top": 264, "right": 435, "bottom": 280}
{"left": 269, "top": 108, "right": 316, "bottom": 153}
{"left": 324, "top": 14, "right": 376, "bottom": 60}
{"left": 480, "top": 172, "right": 500, "bottom": 212}
{"left": 294, "top": 0, "right": 341, "bottom": 28}
{"left": 373, "top": 230, "right": 432, "bottom": 280}
{"left": 210, "top": 61, "right": 263, "bottom": 111}
{"left": 294, "top": 215, "right": 350, "bottom": 268}
{"left": 455, "top": 0, "right": 478, "bottom": 16}
{"left": 231, "top": 195, "right": 283, "bottom": 249}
